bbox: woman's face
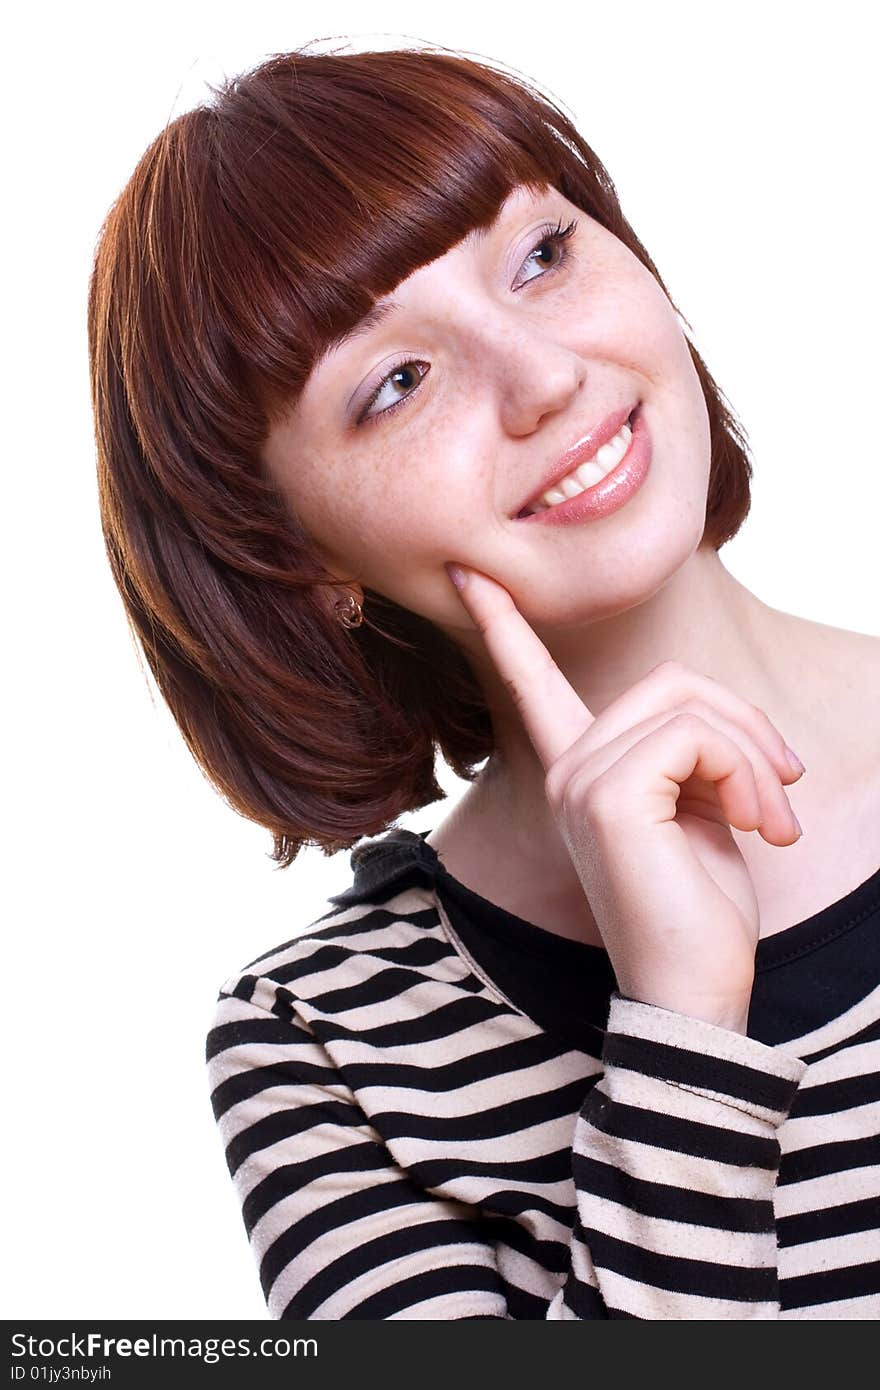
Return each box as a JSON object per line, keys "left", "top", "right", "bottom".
{"left": 263, "top": 181, "right": 712, "bottom": 635}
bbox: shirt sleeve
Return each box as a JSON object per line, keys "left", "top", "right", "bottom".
{"left": 554, "top": 993, "right": 808, "bottom": 1319}
{"left": 206, "top": 981, "right": 807, "bottom": 1320}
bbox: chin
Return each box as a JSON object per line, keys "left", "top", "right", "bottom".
{"left": 521, "top": 495, "right": 708, "bottom": 628}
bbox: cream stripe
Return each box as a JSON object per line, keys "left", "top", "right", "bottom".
{"left": 779, "top": 1226, "right": 880, "bottom": 1280}
{"left": 780, "top": 1098, "right": 880, "bottom": 1152}
{"left": 577, "top": 1193, "right": 777, "bottom": 1268}
{"left": 775, "top": 1163, "right": 880, "bottom": 1217}
{"left": 312, "top": 1240, "right": 501, "bottom": 1319}
{"left": 587, "top": 1264, "right": 778, "bottom": 1320}
{"left": 795, "top": 1040, "right": 880, "bottom": 1086}
{"left": 594, "top": 1066, "right": 783, "bottom": 1138}
{"left": 578, "top": 1120, "right": 780, "bottom": 1202}
{"left": 348, "top": 1050, "right": 593, "bottom": 1117}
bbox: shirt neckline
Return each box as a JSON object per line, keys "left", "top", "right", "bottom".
{"left": 334, "top": 826, "right": 880, "bottom": 973}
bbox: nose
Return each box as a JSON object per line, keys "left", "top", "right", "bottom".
{"left": 492, "top": 326, "right": 588, "bottom": 438}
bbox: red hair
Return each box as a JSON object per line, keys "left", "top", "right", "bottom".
{"left": 87, "top": 43, "right": 753, "bottom": 866}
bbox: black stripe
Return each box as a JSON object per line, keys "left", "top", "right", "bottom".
{"left": 571, "top": 1151, "right": 775, "bottom": 1232}
{"left": 561, "top": 1273, "right": 611, "bottom": 1319}
{"left": 210, "top": 1058, "right": 341, "bottom": 1121}
{"left": 340, "top": 1029, "right": 589, "bottom": 1095}
{"left": 470, "top": 1184, "right": 576, "bottom": 1229}
{"left": 407, "top": 1144, "right": 576, "bottom": 1190}
{"left": 506, "top": 1280, "right": 558, "bottom": 1320}
{"left": 271, "top": 1217, "right": 496, "bottom": 1317}
{"left": 781, "top": 1260, "right": 880, "bottom": 1310}
{"left": 205, "top": 1013, "right": 311, "bottom": 1063}
{"left": 778, "top": 1196, "right": 880, "bottom": 1248}
{"left": 586, "top": 1091, "right": 781, "bottom": 1170}
{"left": 269, "top": 988, "right": 298, "bottom": 1023}
{"left": 258, "top": 1177, "right": 448, "bottom": 1294}
{"left": 603, "top": 1031, "right": 802, "bottom": 1113}
{"left": 374, "top": 1074, "right": 596, "bottom": 1143}
{"left": 309, "top": 962, "right": 482, "bottom": 1017}
{"left": 271, "top": 945, "right": 455, "bottom": 1000}
{"left": 309, "top": 994, "right": 511, "bottom": 1048}
{"left": 241, "top": 903, "right": 444, "bottom": 969}
{"left": 267, "top": 934, "right": 457, "bottom": 984}
{"left": 790, "top": 1071, "right": 879, "bottom": 1118}
{"left": 241, "top": 1142, "right": 392, "bottom": 1235}
{"left": 224, "top": 1096, "right": 362, "bottom": 1178}
{"left": 779, "top": 1133, "right": 880, "bottom": 1185}
{"left": 578, "top": 1224, "right": 777, "bottom": 1302}
{"left": 479, "top": 1215, "right": 570, "bottom": 1278}
{"left": 332, "top": 1263, "right": 507, "bottom": 1320}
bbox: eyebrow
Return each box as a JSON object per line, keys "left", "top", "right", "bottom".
{"left": 321, "top": 219, "right": 503, "bottom": 358}
{"left": 325, "top": 301, "right": 400, "bottom": 356}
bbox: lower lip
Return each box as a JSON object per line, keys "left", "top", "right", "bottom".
{"left": 515, "top": 405, "right": 652, "bottom": 526}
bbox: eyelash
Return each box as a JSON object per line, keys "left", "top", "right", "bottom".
{"left": 355, "top": 217, "right": 579, "bottom": 427}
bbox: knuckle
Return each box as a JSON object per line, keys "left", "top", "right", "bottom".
{"left": 679, "top": 697, "right": 712, "bottom": 720}
{"left": 748, "top": 703, "right": 777, "bottom": 735}
{"left": 651, "top": 657, "right": 687, "bottom": 683}
{"left": 668, "top": 710, "right": 705, "bottom": 735}
{"left": 574, "top": 769, "right": 622, "bottom": 824}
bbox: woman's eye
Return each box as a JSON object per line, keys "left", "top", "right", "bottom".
{"left": 357, "top": 360, "right": 430, "bottom": 426}
{"left": 515, "top": 218, "right": 579, "bottom": 289}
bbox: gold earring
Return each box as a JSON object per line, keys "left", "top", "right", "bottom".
{"left": 334, "top": 593, "right": 364, "bottom": 628}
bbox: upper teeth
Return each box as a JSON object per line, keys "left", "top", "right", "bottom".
{"left": 525, "top": 419, "right": 633, "bottom": 514}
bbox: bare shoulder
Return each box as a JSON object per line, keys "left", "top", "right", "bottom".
{"left": 824, "top": 623, "right": 880, "bottom": 715}
{"left": 782, "top": 612, "right": 879, "bottom": 712}
{"left": 818, "top": 623, "right": 880, "bottom": 786}
{"left": 765, "top": 609, "right": 880, "bottom": 793}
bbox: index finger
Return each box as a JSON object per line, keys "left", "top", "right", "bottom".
{"left": 445, "top": 562, "right": 594, "bottom": 771}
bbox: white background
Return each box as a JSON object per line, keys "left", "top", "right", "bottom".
{"left": 3, "top": 0, "right": 877, "bottom": 1319}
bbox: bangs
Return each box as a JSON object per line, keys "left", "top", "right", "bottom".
{"left": 192, "top": 49, "right": 578, "bottom": 423}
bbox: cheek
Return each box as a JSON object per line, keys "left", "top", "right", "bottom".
{"left": 578, "top": 245, "right": 689, "bottom": 377}
{"left": 599, "top": 281, "right": 681, "bottom": 378}
{"left": 367, "top": 415, "right": 490, "bottom": 528}
{"left": 295, "top": 432, "right": 481, "bottom": 585}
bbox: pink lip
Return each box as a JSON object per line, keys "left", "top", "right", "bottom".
{"left": 512, "top": 403, "right": 638, "bottom": 519}
{"left": 513, "top": 404, "right": 651, "bottom": 526}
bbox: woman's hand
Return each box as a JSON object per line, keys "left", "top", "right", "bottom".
{"left": 445, "top": 564, "right": 805, "bottom": 1034}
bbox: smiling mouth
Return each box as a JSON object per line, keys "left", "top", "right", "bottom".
{"left": 514, "top": 406, "right": 639, "bottom": 519}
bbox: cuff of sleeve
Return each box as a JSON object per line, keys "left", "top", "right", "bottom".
{"left": 602, "top": 992, "right": 807, "bottom": 1126}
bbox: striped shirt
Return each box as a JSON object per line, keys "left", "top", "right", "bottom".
{"left": 206, "top": 827, "right": 880, "bottom": 1319}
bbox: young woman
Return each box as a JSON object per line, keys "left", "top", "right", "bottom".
{"left": 88, "top": 45, "right": 880, "bottom": 1319}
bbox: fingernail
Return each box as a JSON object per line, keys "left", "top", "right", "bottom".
{"left": 784, "top": 745, "right": 806, "bottom": 776}
{"left": 445, "top": 563, "right": 468, "bottom": 591}
{"left": 792, "top": 812, "right": 804, "bottom": 838}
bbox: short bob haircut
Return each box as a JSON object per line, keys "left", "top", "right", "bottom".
{"left": 87, "top": 42, "right": 753, "bottom": 867}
